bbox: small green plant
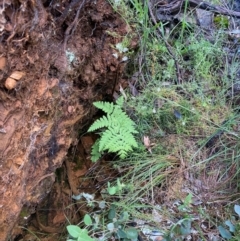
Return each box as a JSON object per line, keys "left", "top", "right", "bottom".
{"left": 88, "top": 97, "right": 138, "bottom": 162}
{"left": 162, "top": 194, "right": 194, "bottom": 241}
{"left": 164, "top": 218, "right": 193, "bottom": 241}
{"left": 97, "top": 205, "right": 138, "bottom": 241}
{"left": 67, "top": 225, "right": 95, "bottom": 241}
{"left": 107, "top": 178, "right": 130, "bottom": 195}
{"left": 178, "top": 193, "right": 193, "bottom": 212}
{"left": 218, "top": 205, "right": 240, "bottom": 240}
{"left": 66, "top": 202, "right": 139, "bottom": 241}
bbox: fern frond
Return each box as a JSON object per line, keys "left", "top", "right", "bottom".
{"left": 88, "top": 97, "right": 138, "bottom": 160}
{"left": 111, "top": 108, "right": 138, "bottom": 133}
{"left": 102, "top": 129, "right": 137, "bottom": 158}
{"left": 90, "top": 139, "right": 102, "bottom": 162}
{"left": 119, "top": 150, "right": 128, "bottom": 159}
{"left": 119, "top": 129, "right": 138, "bottom": 148}
{"left": 94, "top": 101, "right": 114, "bottom": 114}
{"left": 99, "top": 129, "right": 114, "bottom": 152}
{"left": 88, "top": 116, "right": 110, "bottom": 132}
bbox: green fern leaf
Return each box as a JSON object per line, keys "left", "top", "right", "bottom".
{"left": 94, "top": 101, "right": 114, "bottom": 114}
{"left": 104, "top": 131, "right": 122, "bottom": 152}
{"left": 103, "top": 130, "right": 135, "bottom": 158}
{"left": 88, "top": 116, "right": 110, "bottom": 132}
{"left": 120, "top": 129, "right": 138, "bottom": 148}
{"left": 111, "top": 108, "right": 137, "bottom": 133}
{"left": 91, "top": 140, "right": 101, "bottom": 162}
{"left": 119, "top": 149, "right": 128, "bottom": 159}
{"left": 99, "top": 129, "right": 113, "bottom": 152}
{"left": 88, "top": 97, "right": 138, "bottom": 160}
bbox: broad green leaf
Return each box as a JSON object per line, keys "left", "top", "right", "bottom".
{"left": 125, "top": 227, "right": 138, "bottom": 239}
{"left": 225, "top": 220, "right": 235, "bottom": 233}
{"left": 180, "top": 220, "right": 191, "bottom": 235}
{"left": 108, "top": 206, "right": 116, "bottom": 220}
{"left": 84, "top": 214, "right": 93, "bottom": 226}
{"left": 184, "top": 193, "right": 193, "bottom": 206}
{"left": 117, "top": 178, "right": 125, "bottom": 191}
{"left": 67, "top": 225, "right": 81, "bottom": 238}
{"left": 218, "top": 225, "right": 232, "bottom": 239}
{"left": 77, "top": 231, "right": 95, "bottom": 241}
{"left": 107, "top": 182, "right": 118, "bottom": 195}
{"left": 117, "top": 229, "right": 127, "bottom": 238}
{"left": 119, "top": 211, "right": 129, "bottom": 221}
{"left": 107, "top": 223, "right": 115, "bottom": 231}
{"left": 234, "top": 204, "right": 240, "bottom": 217}
{"left": 108, "top": 186, "right": 117, "bottom": 195}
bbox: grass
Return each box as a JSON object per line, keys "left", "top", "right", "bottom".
{"left": 65, "top": 0, "right": 240, "bottom": 240}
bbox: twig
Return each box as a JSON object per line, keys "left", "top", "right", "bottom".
{"left": 147, "top": 1, "right": 182, "bottom": 84}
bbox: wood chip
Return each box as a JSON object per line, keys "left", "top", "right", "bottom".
{"left": 9, "top": 71, "right": 25, "bottom": 80}
{"left": 0, "top": 57, "right": 7, "bottom": 70}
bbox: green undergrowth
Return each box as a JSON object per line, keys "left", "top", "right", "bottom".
{"left": 88, "top": 96, "right": 138, "bottom": 161}
{"left": 66, "top": 0, "right": 240, "bottom": 240}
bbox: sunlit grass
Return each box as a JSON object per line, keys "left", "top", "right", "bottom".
{"left": 77, "top": 0, "right": 240, "bottom": 239}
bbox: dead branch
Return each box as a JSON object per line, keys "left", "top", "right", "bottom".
{"left": 156, "top": 0, "right": 240, "bottom": 18}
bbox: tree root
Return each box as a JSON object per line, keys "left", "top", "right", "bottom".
{"left": 63, "top": 0, "right": 87, "bottom": 51}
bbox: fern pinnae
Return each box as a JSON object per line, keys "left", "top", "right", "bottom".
{"left": 88, "top": 116, "right": 110, "bottom": 132}
{"left": 104, "top": 132, "right": 122, "bottom": 152}
{"left": 94, "top": 101, "right": 114, "bottom": 114}
{"left": 88, "top": 96, "right": 138, "bottom": 160}
{"left": 111, "top": 108, "right": 137, "bottom": 133}
{"left": 90, "top": 140, "right": 102, "bottom": 162}
{"left": 99, "top": 129, "right": 113, "bottom": 152}
{"left": 120, "top": 130, "right": 138, "bottom": 148}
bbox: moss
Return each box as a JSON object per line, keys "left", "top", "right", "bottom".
{"left": 214, "top": 15, "right": 229, "bottom": 29}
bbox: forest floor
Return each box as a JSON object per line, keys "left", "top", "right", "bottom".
{"left": 2, "top": 0, "right": 240, "bottom": 241}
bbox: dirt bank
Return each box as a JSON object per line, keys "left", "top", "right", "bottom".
{"left": 0, "top": 0, "right": 131, "bottom": 239}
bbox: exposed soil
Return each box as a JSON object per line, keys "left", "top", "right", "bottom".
{"left": 0, "top": 0, "right": 134, "bottom": 239}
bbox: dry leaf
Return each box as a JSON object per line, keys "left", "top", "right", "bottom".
{"left": 143, "top": 136, "right": 153, "bottom": 153}
{"left": 143, "top": 136, "right": 150, "bottom": 148}
{"left": 119, "top": 84, "right": 127, "bottom": 100}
